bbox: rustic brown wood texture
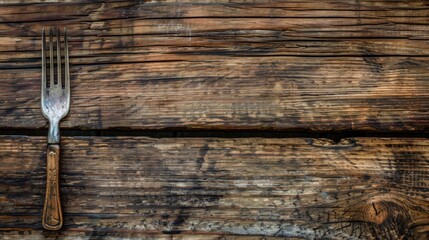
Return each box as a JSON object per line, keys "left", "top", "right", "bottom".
{"left": 1, "top": 1, "right": 428, "bottom": 239}
{"left": 0, "top": 136, "right": 428, "bottom": 239}
{"left": 0, "top": 0, "right": 428, "bottom": 131}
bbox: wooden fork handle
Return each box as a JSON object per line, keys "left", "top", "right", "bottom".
{"left": 42, "top": 144, "right": 63, "bottom": 230}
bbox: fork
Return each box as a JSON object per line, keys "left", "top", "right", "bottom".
{"left": 41, "top": 27, "right": 70, "bottom": 230}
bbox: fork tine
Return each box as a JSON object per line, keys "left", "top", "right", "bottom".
{"left": 64, "top": 28, "right": 70, "bottom": 103}
{"left": 56, "top": 27, "right": 62, "bottom": 89}
{"left": 49, "top": 27, "right": 54, "bottom": 87}
{"left": 42, "top": 28, "right": 47, "bottom": 97}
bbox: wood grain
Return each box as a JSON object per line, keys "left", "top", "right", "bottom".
{"left": 0, "top": 136, "right": 428, "bottom": 239}
{"left": 0, "top": 1, "right": 428, "bottom": 131}
{"left": 0, "top": 231, "right": 290, "bottom": 240}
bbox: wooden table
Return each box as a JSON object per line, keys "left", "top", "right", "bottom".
{"left": 1, "top": 1, "right": 428, "bottom": 239}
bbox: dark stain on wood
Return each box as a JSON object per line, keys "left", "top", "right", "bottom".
{"left": 196, "top": 144, "right": 209, "bottom": 172}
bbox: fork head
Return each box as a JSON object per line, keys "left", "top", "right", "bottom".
{"left": 41, "top": 27, "right": 70, "bottom": 143}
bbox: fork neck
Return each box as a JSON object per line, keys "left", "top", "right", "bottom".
{"left": 48, "top": 119, "right": 60, "bottom": 144}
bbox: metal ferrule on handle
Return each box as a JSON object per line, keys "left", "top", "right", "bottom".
{"left": 48, "top": 120, "right": 60, "bottom": 144}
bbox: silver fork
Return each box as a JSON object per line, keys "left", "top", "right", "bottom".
{"left": 41, "top": 27, "right": 70, "bottom": 230}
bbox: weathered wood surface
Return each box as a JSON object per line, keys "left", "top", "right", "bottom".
{"left": 1, "top": 0, "right": 429, "bottom": 131}
{"left": 0, "top": 232, "right": 290, "bottom": 240}
{"left": 0, "top": 136, "right": 428, "bottom": 239}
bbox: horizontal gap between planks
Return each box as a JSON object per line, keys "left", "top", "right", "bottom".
{"left": 0, "top": 128, "right": 427, "bottom": 141}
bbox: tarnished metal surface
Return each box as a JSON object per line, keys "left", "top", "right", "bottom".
{"left": 41, "top": 27, "right": 70, "bottom": 144}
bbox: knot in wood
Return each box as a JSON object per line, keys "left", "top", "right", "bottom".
{"left": 350, "top": 200, "right": 389, "bottom": 225}
{"left": 365, "top": 201, "right": 389, "bottom": 225}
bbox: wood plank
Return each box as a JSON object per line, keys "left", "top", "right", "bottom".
{"left": 0, "top": 136, "right": 428, "bottom": 239}
{"left": 1, "top": 56, "right": 428, "bottom": 130}
{"left": 0, "top": 0, "right": 428, "bottom": 131}
{"left": 3, "top": 1, "right": 429, "bottom": 60}
{"left": 2, "top": 1, "right": 429, "bottom": 42}
{"left": 0, "top": 231, "right": 290, "bottom": 240}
